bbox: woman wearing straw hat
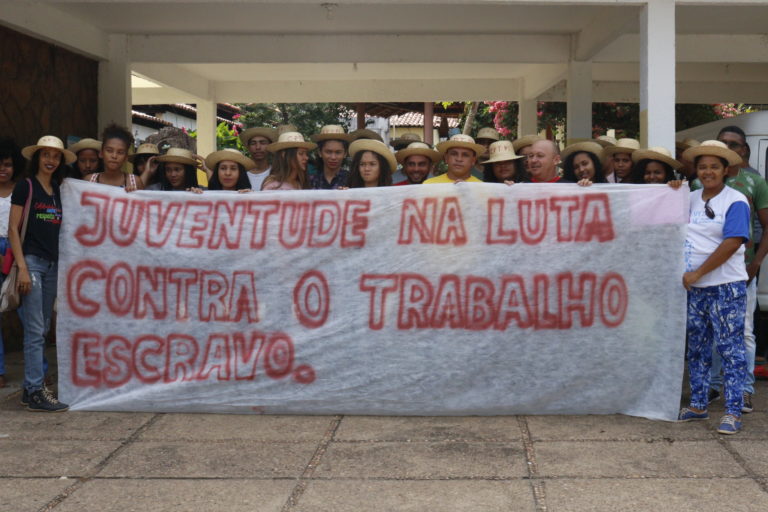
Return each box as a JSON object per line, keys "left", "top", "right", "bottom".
{"left": 630, "top": 147, "right": 682, "bottom": 184}
{"left": 205, "top": 149, "right": 256, "bottom": 193}
{"left": 131, "top": 143, "right": 160, "bottom": 180}
{"left": 68, "top": 138, "right": 102, "bottom": 179}
{"left": 347, "top": 139, "right": 396, "bottom": 188}
{"left": 678, "top": 140, "right": 750, "bottom": 434}
{"left": 0, "top": 137, "right": 24, "bottom": 389}
{"left": 8, "top": 136, "right": 74, "bottom": 411}
{"left": 308, "top": 125, "right": 353, "bottom": 190}
{"left": 147, "top": 148, "right": 201, "bottom": 191}
{"left": 84, "top": 124, "right": 142, "bottom": 191}
{"left": 561, "top": 141, "right": 607, "bottom": 184}
{"left": 482, "top": 140, "right": 525, "bottom": 183}
{"left": 263, "top": 132, "right": 317, "bottom": 190}
{"left": 602, "top": 138, "right": 640, "bottom": 184}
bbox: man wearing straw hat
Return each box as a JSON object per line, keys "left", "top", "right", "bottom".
{"left": 602, "top": 138, "right": 640, "bottom": 183}
{"left": 308, "top": 125, "right": 353, "bottom": 189}
{"left": 424, "top": 134, "right": 485, "bottom": 184}
{"left": 394, "top": 142, "right": 441, "bottom": 185}
{"left": 239, "top": 126, "right": 279, "bottom": 191}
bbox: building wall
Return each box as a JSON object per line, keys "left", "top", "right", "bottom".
{"left": 0, "top": 25, "right": 98, "bottom": 147}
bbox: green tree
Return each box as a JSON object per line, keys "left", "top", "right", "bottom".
{"left": 237, "top": 103, "right": 354, "bottom": 139}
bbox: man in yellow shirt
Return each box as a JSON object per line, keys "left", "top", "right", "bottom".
{"left": 424, "top": 134, "right": 486, "bottom": 184}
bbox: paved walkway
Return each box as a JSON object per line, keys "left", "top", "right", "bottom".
{"left": 2, "top": 348, "right": 767, "bottom": 512}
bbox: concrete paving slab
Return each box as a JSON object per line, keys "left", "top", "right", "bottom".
{"left": 730, "top": 440, "right": 768, "bottom": 477}
{"left": 295, "top": 480, "right": 533, "bottom": 512}
{"left": 0, "top": 410, "right": 153, "bottom": 441}
{"left": 54, "top": 479, "right": 295, "bottom": 512}
{"left": 0, "top": 478, "right": 73, "bottom": 512}
{"left": 546, "top": 478, "right": 768, "bottom": 512}
{"left": 315, "top": 441, "right": 527, "bottom": 479}
{"left": 0, "top": 440, "right": 123, "bottom": 477}
{"left": 534, "top": 440, "right": 746, "bottom": 478}
{"left": 334, "top": 416, "right": 521, "bottom": 442}
{"left": 525, "top": 414, "right": 711, "bottom": 441}
{"left": 139, "top": 413, "right": 334, "bottom": 442}
{"left": 98, "top": 441, "right": 317, "bottom": 478}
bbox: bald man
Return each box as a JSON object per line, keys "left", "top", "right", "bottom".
{"left": 527, "top": 140, "right": 565, "bottom": 183}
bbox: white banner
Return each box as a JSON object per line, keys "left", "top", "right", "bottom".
{"left": 57, "top": 179, "right": 689, "bottom": 420}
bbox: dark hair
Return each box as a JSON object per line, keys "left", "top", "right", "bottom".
{"left": 72, "top": 147, "right": 103, "bottom": 177}
{"left": 132, "top": 154, "right": 151, "bottom": 176}
{"left": 693, "top": 154, "right": 729, "bottom": 170}
{"left": 0, "top": 137, "right": 25, "bottom": 182}
{"left": 25, "top": 149, "right": 68, "bottom": 185}
{"left": 717, "top": 125, "right": 746, "bottom": 144}
{"left": 156, "top": 162, "right": 199, "bottom": 191}
{"left": 483, "top": 158, "right": 526, "bottom": 183}
{"left": 562, "top": 151, "right": 606, "bottom": 183}
{"left": 631, "top": 159, "right": 676, "bottom": 184}
{"left": 348, "top": 150, "right": 393, "bottom": 188}
{"left": 268, "top": 148, "right": 308, "bottom": 190}
{"left": 101, "top": 123, "right": 134, "bottom": 149}
{"left": 208, "top": 161, "right": 250, "bottom": 190}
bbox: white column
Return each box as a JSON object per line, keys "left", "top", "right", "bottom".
{"left": 640, "top": 0, "right": 676, "bottom": 149}
{"left": 196, "top": 99, "right": 217, "bottom": 156}
{"left": 566, "top": 60, "right": 593, "bottom": 143}
{"left": 97, "top": 34, "right": 131, "bottom": 132}
{"left": 518, "top": 99, "right": 538, "bottom": 137}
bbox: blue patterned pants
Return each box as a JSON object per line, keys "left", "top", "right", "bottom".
{"left": 687, "top": 281, "right": 747, "bottom": 416}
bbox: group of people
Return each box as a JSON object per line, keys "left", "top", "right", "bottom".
{"left": 0, "top": 120, "right": 764, "bottom": 434}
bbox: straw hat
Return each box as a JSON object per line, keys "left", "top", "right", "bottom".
{"left": 675, "top": 138, "right": 701, "bottom": 151}
{"left": 205, "top": 148, "right": 256, "bottom": 171}
{"left": 436, "top": 134, "right": 486, "bottom": 157}
{"left": 682, "top": 140, "right": 742, "bottom": 167}
{"left": 156, "top": 147, "right": 197, "bottom": 166}
{"left": 395, "top": 142, "right": 441, "bottom": 164}
{"left": 602, "top": 138, "right": 640, "bottom": 157}
{"left": 69, "top": 138, "right": 102, "bottom": 155}
{"left": 349, "top": 139, "right": 398, "bottom": 174}
{"left": 631, "top": 147, "right": 683, "bottom": 170}
{"left": 128, "top": 143, "right": 159, "bottom": 162}
{"left": 239, "top": 127, "right": 279, "bottom": 147}
{"left": 476, "top": 127, "right": 501, "bottom": 142}
{"left": 595, "top": 135, "right": 618, "bottom": 148}
{"left": 22, "top": 135, "right": 76, "bottom": 164}
{"left": 512, "top": 134, "right": 544, "bottom": 152}
{"left": 266, "top": 132, "right": 317, "bottom": 153}
{"left": 310, "top": 125, "right": 353, "bottom": 143}
{"left": 561, "top": 141, "right": 604, "bottom": 162}
{"left": 484, "top": 140, "right": 525, "bottom": 164}
{"left": 390, "top": 133, "right": 422, "bottom": 149}
{"left": 350, "top": 128, "right": 383, "bottom": 142}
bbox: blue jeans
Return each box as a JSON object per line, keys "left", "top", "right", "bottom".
{"left": 687, "top": 281, "right": 747, "bottom": 416}
{"left": 710, "top": 277, "right": 757, "bottom": 395}
{"left": 20, "top": 254, "right": 58, "bottom": 393}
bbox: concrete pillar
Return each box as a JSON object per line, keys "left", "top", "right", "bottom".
{"left": 98, "top": 34, "right": 131, "bottom": 132}
{"left": 196, "top": 99, "right": 216, "bottom": 157}
{"left": 566, "top": 60, "right": 593, "bottom": 143}
{"left": 423, "top": 102, "right": 434, "bottom": 145}
{"left": 640, "top": 0, "right": 676, "bottom": 149}
{"left": 518, "top": 99, "right": 538, "bottom": 137}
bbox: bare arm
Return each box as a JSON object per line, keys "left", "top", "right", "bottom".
{"left": 8, "top": 203, "right": 31, "bottom": 294}
{"left": 683, "top": 237, "right": 744, "bottom": 290}
{"left": 746, "top": 207, "right": 768, "bottom": 281}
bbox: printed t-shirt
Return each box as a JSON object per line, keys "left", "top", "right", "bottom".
{"left": 685, "top": 186, "right": 750, "bottom": 287}
{"left": 692, "top": 169, "right": 768, "bottom": 262}
{"left": 11, "top": 178, "right": 62, "bottom": 261}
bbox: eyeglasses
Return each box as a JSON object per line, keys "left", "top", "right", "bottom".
{"left": 704, "top": 198, "right": 715, "bottom": 219}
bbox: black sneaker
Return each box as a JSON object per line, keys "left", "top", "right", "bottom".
{"left": 742, "top": 392, "right": 753, "bottom": 413}
{"left": 26, "top": 389, "right": 68, "bottom": 412}
{"left": 708, "top": 388, "right": 721, "bottom": 404}
{"left": 20, "top": 388, "right": 29, "bottom": 406}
